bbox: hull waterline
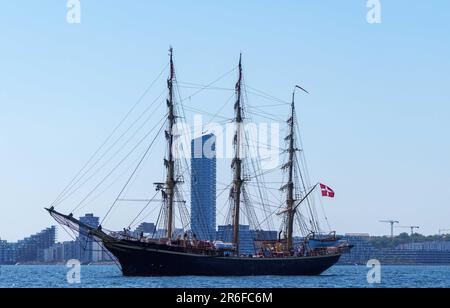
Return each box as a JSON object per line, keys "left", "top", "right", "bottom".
{"left": 104, "top": 241, "right": 341, "bottom": 277}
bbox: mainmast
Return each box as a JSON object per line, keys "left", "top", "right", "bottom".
{"left": 285, "top": 91, "right": 296, "bottom": 250}
{"left": 232, "top": 54, "right": 244, "bottom": 253}
{"left": 165, "top": 47, "right": 176, "bottom": 239}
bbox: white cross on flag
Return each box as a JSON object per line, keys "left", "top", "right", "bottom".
{"left": 320, "top": 184, "right": 335, "bottom": 198}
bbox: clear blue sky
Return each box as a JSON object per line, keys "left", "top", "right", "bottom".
{"left": 1, "top": 1, "right": 449, "bottom": 241}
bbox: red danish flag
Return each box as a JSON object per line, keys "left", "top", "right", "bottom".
{"left": 320, "top": 184, "right": 335, "bottom": 198}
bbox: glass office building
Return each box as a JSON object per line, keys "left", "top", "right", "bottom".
{"left": 79, "top": 213, "right": 100, "bottom": 263}
{"left": 190, "top": 134, "right": 216, "bottom": 241}
{"left": 216, "top": 225, "right": 256, "bottom": 255}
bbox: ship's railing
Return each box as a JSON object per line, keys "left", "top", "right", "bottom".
{"left": 103, "top": 229, "right": 351, "bottom": 258}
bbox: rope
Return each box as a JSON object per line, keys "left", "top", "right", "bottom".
{"left": 54, "top": 89, "right": 167, "bottom": 207}
{"left": 127, "top": 190, "right": 160, "bottom": 229}
{"left": 100, "top": 117, "right": 168, "bottom": 226}
{"left": 51, "top": 64, "right": 168, "bottom": 208}
{"left": 71, "top": 113, "right": 167, "bottom": 214}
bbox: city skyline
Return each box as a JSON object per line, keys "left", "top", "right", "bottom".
{"left": 2, "top": 212, "right": 448, "bottom": 246}
{"left": 1, "top": 1, "right": 450, "bottom": 241}
{"left": 3, "top": 217, "right": 450, "bottom": 265}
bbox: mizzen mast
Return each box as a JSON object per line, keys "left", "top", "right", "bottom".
{"left": 165, "top": 47, "right": 176, "bottom": 239}
{"left": 285, "top": 91, "right": 297, "bottom": 251}
{"left": 231, "top": 54, "right": 244, "bottom": 253}
{"left": 284, "top": 85, "right": 308, "bottom": 250}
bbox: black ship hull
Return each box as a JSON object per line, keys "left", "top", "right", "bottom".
{"left": 104, "top": 240, "right": 341, "bottom": 277}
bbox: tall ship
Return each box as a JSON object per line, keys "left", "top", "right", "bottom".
{"left": 47, "top": 48, "right": 351, "bottom": 276}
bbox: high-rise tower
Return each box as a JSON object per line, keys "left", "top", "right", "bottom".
{"left": 190, "top": 134, "right": 216, "bottom": 241}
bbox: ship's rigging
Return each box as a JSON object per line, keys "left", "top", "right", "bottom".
{"left": 48, "top": 48, "right": 333, "bottom": 253}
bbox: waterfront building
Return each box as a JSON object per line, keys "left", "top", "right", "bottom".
{"left": 191, "top": 134, "right": 217, "bottom": 241}
{"left": 0, "top": 228, "right": 56, "bottom": 264}
{"left": 131, "top": 222, "right": 156, "bottom": 239}
{"left": 396, "top": 241, "right": 450, "bottom": 252}
{"left": 134, "top": 222, "right": 156, "bottom": 236}
{"left": 217, "top": 225, "right": 255, "bottom": 254}
{"left": 79, "top": 214, "right": 100, "bottom": 230}
{"left": 0, "top": 239, "right": 8, "bottom": 264}
{"left": 15, "top": 226, "right": 56, "bottom": 263}
{"left": 40, "top": 239, "right": 114, "bottom": 263}
{"left": 0, "top": 239, "right": 17, "bottom": 265}
{"left": 153, "top": 228, "right": 185, "bottom": 240}
{"left": 100, "top": 243, "right": 115, "bottom": 262}
{"left": 216, "top": 226, "right": 280, "bottom": 255}
{"left": 339, "top": 233, "right": 378, "bottom": 265}
{"left": 1, "top": 223, "right": 115, "bottom": 264}
{"left": 255, "top": 230, "right": 278, "bottom": 242}
{"left": 62, "top": 240, "right": 82, "bottom": 261}
{"left": 79, "top": 214, "right": 100, "bottom": 263}
{"left": 339, "top": 234, "right": 450, "bottom": 265}
{"left": 42, "top": 243, "right": 64, "bottom": 263}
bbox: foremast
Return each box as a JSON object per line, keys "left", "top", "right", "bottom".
{"left": 165, "top": 47, "right": 176, "bottom": 239}
{"left": 231, "top": 54, "right": 244, "bottom": 253}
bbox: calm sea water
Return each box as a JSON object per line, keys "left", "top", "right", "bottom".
{"left": 0, "top": 265, "right": 449, "bottom": 288}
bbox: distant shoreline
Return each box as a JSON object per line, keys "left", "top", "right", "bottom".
{"left": 2, "top": 263, "right": 450, "bottom": 266}
{"left": 0, "top": 261, "right": 117, "bottom": 266}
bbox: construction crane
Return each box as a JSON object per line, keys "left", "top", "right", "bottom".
{"left": 380, "top": 220, "right": 400, "bottom": 238}
{"left": 397, "top": 226, "right": 420, "bottom": 236}
{"left": 439, "top": 229, "right": 450, "bottom": 235}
